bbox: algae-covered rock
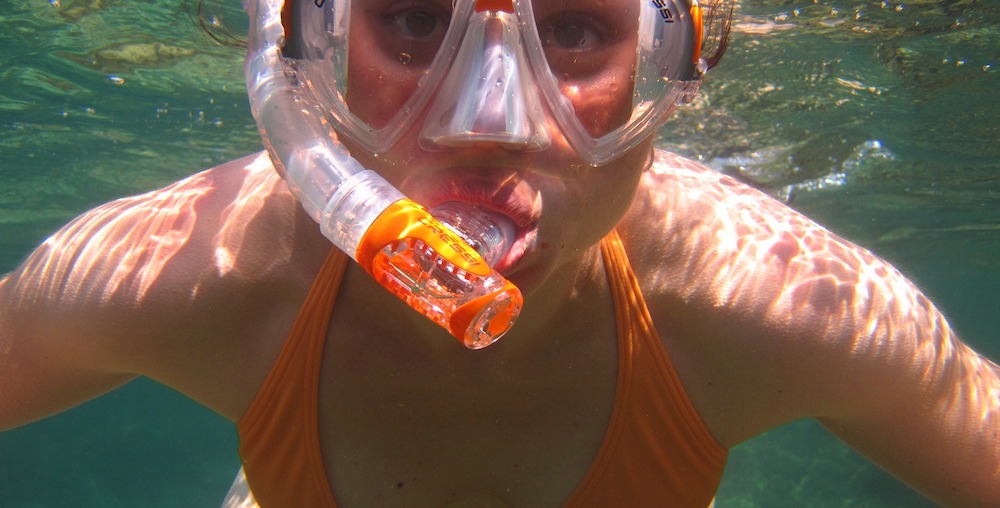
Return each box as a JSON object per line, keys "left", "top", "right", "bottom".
{"left": 91, "top": 41, "right": 197, "bottom": 72}
{"left": 59, "top": 40, "right": 198, "bottom": 74}
{"left": 54, "top": 0, "right": 104, "bottom": 22}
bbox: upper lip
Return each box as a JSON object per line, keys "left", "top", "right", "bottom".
{"left": 422, "top": 173, "right": 538, "bottom": 231}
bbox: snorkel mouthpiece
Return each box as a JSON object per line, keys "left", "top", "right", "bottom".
{"left": 245, "top": 0, "right": 522, "bottom": 348}
{"left": 358, "top": 200, "right": 521, "bottom": 348}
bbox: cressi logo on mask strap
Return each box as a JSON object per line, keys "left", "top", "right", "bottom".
{"left": 651, "top": 0, "right": 677, "bottom": 23}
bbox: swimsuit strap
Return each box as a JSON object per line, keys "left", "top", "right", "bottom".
{"left": 563, "top": 230, "right": 726, "bottom": 507}
{"left": 237, "top": 248, "right": 347, "bottom": 508}
{"left": 238, "top": 231, "right": 727, "bottom": 508}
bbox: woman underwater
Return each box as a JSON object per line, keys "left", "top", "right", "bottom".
{"left": 1, "top": 0, "right": 998, "bottom": 506}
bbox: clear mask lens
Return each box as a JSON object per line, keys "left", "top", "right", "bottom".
{"left": 284, "top": 0, "right": 702, "bottom": 165}
{"left": 419, "top": 9, "right": 552, "bottom": 152}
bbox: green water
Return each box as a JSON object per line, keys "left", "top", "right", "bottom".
{"left": 1, "top": 0, "right": 997, "bottom": 506}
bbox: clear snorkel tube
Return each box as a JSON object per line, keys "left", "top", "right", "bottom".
{"left": 244, "top": 0, "right": 522, "bottom": 348}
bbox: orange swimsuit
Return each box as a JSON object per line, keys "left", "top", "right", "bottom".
{"left": 238, "top": 230, "right": 727, "bottom": 507}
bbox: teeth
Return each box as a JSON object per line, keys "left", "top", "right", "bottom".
{"left": 413, "top": 237, "right": 479, "bottom": 283}
{"left": 430, "top": 202, "right": 516, "bottom": 267}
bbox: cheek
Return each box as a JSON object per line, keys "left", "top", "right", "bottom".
{"left": 560, "top": 63, "right": 636, "bottom": 138}
{"left": 595, "top": 145, "right": 647, "bottom": 205}
{"left": 343, "top": 24, "right": 424, "bottom": 129}
{"left": 563, "top": 141, "right": 651, "bottom": 241}
{"left": 344, "top": 66, "right": 403, "bottom": 129}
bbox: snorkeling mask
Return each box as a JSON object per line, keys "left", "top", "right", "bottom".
{"left": 244, "top": 0, "right": 730, "bottom": 348}
{"left": 281, "top": 0, "right": 711, "bottom": 165}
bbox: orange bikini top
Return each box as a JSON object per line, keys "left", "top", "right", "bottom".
{"left": 238, "top": 230, "right": 727, "bottom": 507}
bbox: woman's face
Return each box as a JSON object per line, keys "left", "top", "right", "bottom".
{"left": 339, "top": 0, "right": 653, "bottom": 293}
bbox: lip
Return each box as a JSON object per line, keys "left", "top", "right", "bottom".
{"left": 493, "top": 233, "right": 529, "bottom": 272}
{"left": 420, "top": 174, "right": 540, "bottom": 271}
{"left": 423, "top": 175, "right": 538, "bottom": 228}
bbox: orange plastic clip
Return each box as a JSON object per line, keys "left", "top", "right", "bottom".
{"left": 356, "top": 199, "right": 490, "bottom": 277}
{"left": 691, "top": 0, "right": 704, "bottom": 63}
{"left": 476, "top": 0, "right": 514, "bottom": 13}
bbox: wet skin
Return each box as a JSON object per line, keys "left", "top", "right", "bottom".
{"left": 1, "top": 0, "right": 999, "bottom": 505}
{"left": 2, "top": 148, "right": 998, "bottom": 506}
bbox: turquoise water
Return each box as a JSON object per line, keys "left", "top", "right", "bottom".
{"left": 1, "top": 0, "right": 997, "bottom": 506}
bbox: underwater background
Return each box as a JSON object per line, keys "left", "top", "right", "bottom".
{"left": 1, "top": 0, "right": 997, "bottom": 506}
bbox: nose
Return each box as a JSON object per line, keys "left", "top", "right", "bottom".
{"left": 420, "top": 11, "right": 550, "bottom": 152}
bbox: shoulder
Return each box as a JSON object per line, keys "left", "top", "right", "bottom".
{"left": 623, "top": 149, "right": 878, "bottom": 305}
{"left": 37, "top": 152, "right": 318, "bottom": 298}
{"left": 622, "top": 149, "right": 825, "bottom": 287}
{"left": 617, "top": 150, "right": 953, "bottom": 442}
{"left": 619, "top": 153, "right": 1000, "bottom": 504}
{"left": 3, "top": 152, "right": 327, "bottom": 374}
{"left": 0, "top": 152, "right": 337, "bottom": 422}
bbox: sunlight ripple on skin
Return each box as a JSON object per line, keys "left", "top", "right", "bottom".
{"left": 210, "top": 152, "right": 289, "bottom": 278}
{"left": 643, "top": 152, "right": 1000, "bottom": 470}
{"left": 14, "top": 175, "right": 206, "bottom": 305}
{"left": 6, "top": 153, "right": 292, "bottom": 314}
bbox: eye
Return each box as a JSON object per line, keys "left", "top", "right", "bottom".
{"left": 539, "top": 14, "right": 607, "bottom": 51}
{"left": 385, "top": 6, "right": 450, "bottom": 40}
{"left": 538, "top": 12, "right": 624, "bottom": 77}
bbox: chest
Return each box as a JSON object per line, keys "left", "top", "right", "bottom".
{"left": 314, "top": 290, "right": 621, "bottom": 507}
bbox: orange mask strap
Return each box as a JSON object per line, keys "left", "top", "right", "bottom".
{"left": 476, "top": 0, "right": 514, "bottom": 13}
{"left": 691, "top": 0, "right": 704, "bottom": 64}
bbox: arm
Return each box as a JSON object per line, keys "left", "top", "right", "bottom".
{"left": 0, "top": 196, "right": 156, "bottom": 429}
{"left": 1, "top": 153, "right": 330, "bottom": 428}
{"left": 753, "top": 223, "right": 1000, "bottom": 505}
{"left": 0, "top": 168, "right": 227, "bottom": 428}
{"left": 1, "top": 157, "right": 249, "bottom": 429}
{"left": 812, "top": 279, "right": 1000, "bottom": 507}
{"left": 824, "top": 360, "right": 999, "bottom": 506}
{"left": 632, "top": 152, "right": 1000, "bottom": 506}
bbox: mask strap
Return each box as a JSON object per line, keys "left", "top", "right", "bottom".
{"left": 476, "top": 0, "right": 514, "bottom": 12}
{"left": 690, "top": 0, "right": 704, "bottom": 63}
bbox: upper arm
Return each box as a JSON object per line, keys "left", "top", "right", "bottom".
{"left": 752, "top": 227, "right": 1000, "bottom": 504}
{"left": 813, "top": 280, "right": 1000, "bottom": 506}
{"left": 0, "top": 169, "right": 219, "bottom": 430}
{"left": 631, "top": 155, "right": 1000, "bottom": 505}
{"left": 1, "top": 153, "right": 323, "bottom": 427}
{"left": 722, "top": 182, "right": 1000, "bottom": 505}
{"left": 821, "top": 357, "right": 1000, "bottom": 506}
{"left": 0, "top": 246, "right": 138, "bottom": 430}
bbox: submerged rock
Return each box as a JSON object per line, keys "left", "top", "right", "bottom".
{"left": 60, "top": 40, "right": 197, "bottom": 74}
{"left": 93, "top": 41, "right": 196, "bottom": 71}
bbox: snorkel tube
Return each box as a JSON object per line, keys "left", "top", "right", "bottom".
{"left": 244, "top": 0, "right": 522, "bottom": 348}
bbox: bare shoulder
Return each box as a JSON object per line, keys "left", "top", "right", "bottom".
{"left": 6, "top": 152, "right": 304, "bottom": 310}
{"left": 0, "top": 152, "right": 329, "bottom": 421}
{"left": 621, "top": 150, "right": 913, "bottom": 423}
{"left": 624, "top": 149, "right": 863, "bottom": 304}
{"left": 620, "top": 151, "right": 999, "bottom": 464}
